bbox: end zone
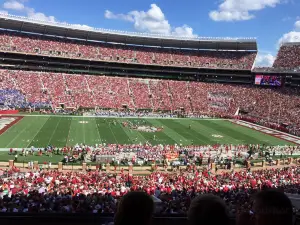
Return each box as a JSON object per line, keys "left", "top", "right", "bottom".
{"left": 0, "top": 116, "right": 24, "bottom": 135}
{"left": 231, "top": 120, "right": 300, "bottom": 145}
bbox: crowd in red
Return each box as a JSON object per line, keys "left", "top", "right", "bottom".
{"left": 1, "top": 69, "right": 300, "bottom": 133}
{"left": 0, "top": 31, "right": 256, "bottom": 70}
{"left": 273, "top": 44, "right": 300, "bottom": 69}
{"left": 0, "top": 166, "right": 299, "bottom": 214}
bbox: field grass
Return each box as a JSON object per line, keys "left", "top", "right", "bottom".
{"left": 0, "top": 116, "right": 293, "bottom": 149}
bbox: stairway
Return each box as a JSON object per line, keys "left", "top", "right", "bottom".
{"left": 127, "top": 79, "right": 136, "bottom": 109}
{"left": 186, "top": 81, "right": 194, "bottom": 112}
{"left": 147, "top": 80, "right": 154, "bottom": 111}
{"left": 167, "top": 82, "right": 175, "bottom": 112}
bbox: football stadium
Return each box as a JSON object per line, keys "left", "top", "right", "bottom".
{"left": 0, "top": 6, "right": 299, "bottom": 225}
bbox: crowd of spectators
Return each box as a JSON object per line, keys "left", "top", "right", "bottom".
{"left": 0, "top": 165, "right": 298, "bottom": 217}
{"left": 0, "top": 69, "right": 300, "bottom": 136}
{"left": 273, "top": 44, "right": 300, "bottom": 69}
{"left": 0, "top": 31, "right": 256, "bottom": 70}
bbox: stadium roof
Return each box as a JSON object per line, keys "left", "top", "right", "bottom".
{"left": 0, "top": 14, "right": 258, "bottom": 51}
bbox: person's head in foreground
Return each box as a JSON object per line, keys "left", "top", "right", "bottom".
{"left": 252, "top": 190, "right": 293, "bottom": 225}
{"left": 114, "top": 191, "right": 154, "bottom": 225}
{"left": 188, "top": 194, "right": 230, "bottom": 225}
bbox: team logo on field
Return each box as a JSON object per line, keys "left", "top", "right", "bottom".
{"left": 134, "top": 126, "right": 163, "bottom": 133}
{"left": 122, "top": 121, "right": 163, "bottom": 133}
{"left": 212, "top": 134, "right": 223, "bottom": 138}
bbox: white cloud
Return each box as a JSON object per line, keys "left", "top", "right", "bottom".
{"left": 282, "top": 16, "right": 292, "bottom": 22}
{"left": 1, "top": 0, "right": 92, "bottom": 28}
{"left": 129, "top": 4, "right": 171, "bottom": 35}
{"left": 104, "top": 10, "right": 134, "bottom": 22}
{"left": 3, "top": 0, "right": 25, "bottom": 11}
{"left": 295, "top": 20, "right": 300, "bottom": 30}
{"left": 71, "top": 24, "right": 93, "bottom": 30}
{"left": 172, "top": 25, "right": 197, "bottom": 37}
{"left": 254, "top": 53, "right": 276, "bottom": 67}
{"left": 26, "top": 8, "right": 56, "bottom": 22}
{"left": 209, "top": 0, "right": 282, "bottom": 21}
{"left": 278, "top": 20, "right": 300, "bottom": 44}
{"left": 2, "top": 0, "right": 57, "bottom": 22}
{"left": 278, "top": 31, "right": 300, "bottom": 43}
{"left": 104, "top": 4, "right": 197, "bottom": 37}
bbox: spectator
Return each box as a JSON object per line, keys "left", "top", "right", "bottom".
{"left": 0, "top": 30, "right": 257, "bottom": 70}
{"left": 188, "top": 194, "right": 230, "bottom": 225}
{"left": 252, "top": 190, "right": 293, "bottom": 225}
{"left": 114, "top": 192, "right": 154, "bottom": 225}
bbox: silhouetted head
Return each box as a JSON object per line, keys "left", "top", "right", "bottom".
{"left": 252, "top": 190, "right": 293, "bottom": 225}
{"left": 188, "top": 194, "right": 230, "bottom": 225}
{"left": 114, "top": 191, "right": 154, "bottom": 225}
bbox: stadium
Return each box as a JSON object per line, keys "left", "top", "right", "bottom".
{"left": 0, "top": 11, "right": 299, "bottom": 225}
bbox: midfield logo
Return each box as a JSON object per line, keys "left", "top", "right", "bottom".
{"left": 212, "top": 134, "right": 223, "bottom": 138}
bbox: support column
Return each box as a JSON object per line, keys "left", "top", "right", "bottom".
{"left": 8, "top": 160, "right": 14, "bottom": 168}
{"left": 82, "top": 163, "right": 87, "bottom": 171}
{"left": 58, "top": 162, "right": 63, "bottom": 171}
{"left": 106, "top": 163, "right": 110, "bottom": 172}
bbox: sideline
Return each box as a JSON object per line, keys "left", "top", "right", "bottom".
{"left": 2, "top": 114, "right": 225, "bottom": 120}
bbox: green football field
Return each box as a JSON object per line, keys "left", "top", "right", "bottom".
{"left": 0, "top": 116, "right": 293, "bottom": 148}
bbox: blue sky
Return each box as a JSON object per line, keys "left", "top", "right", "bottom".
{"left": 0, "top": 0, "right": 299, "bottom": 66}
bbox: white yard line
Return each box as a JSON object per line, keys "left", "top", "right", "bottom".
{"left": 82, "top": 118, "right": 86, "bottom": 144}
{"left": 25, "top": 117, "right": 50, "bottom": 148}
{"left": 94, "top": 118, "right": 102, "bottom": 144}
{"left": 65, "top": 118, "right": 73, "bottom": 146}
{"left": 46, "top": 117, "right": 62, "bottom": 146}
{"left": 108, "top": 123, "right": 119, "bottom": 144}
{"left": 5, "top": 121, "right": 33, "bottom": 148}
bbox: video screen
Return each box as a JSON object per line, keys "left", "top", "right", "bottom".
{"left": 255, "top": 75, "right": 282, "bottom": 86}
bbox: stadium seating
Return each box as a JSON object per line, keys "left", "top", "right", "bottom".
{"left": 129, "top": 79, "right": 152, "bottom": 109}
{"left": 149, "top": 80, "right": 173, "bottom": 111}
{"left": 0, "top": 31, "right": 257, "bottom": 70}
{"left": 168, "top": 80, "right": 191, "bottom": 111}
{"left": 0, "top": 69, "right": 299, "bottom": 134}
{"left": 0, "top": 165, "right": 299, "bottom": 215}
{"left": 273, "top": 43, "right": 300, "bottom": 69}
{"left": 0, "top": 89, "right": 27, "bottom": 108}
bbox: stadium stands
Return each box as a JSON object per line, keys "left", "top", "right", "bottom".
{"left": 0, "top": 69, "right": 300, "bottom": 131}
{"left": 273, "top": 43, "right": 300, "bottom": 69}
{"left": 0, "top": 165, "right": 299, "bottom": 215}
{"left": 1, "top": 14, "right": 300, "bottom": 225}
{"left": 0, "top": 31, "right": 257, "bottom": 70}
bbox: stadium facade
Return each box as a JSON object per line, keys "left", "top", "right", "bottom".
{"left": 0, "top": 14, "right": 257, "bottom": 84}
{"left": 0, "top": 14, "right": 299, "bottom": 87}
{"left": 0, "top": 14, "right": 299, "bottom": 113}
